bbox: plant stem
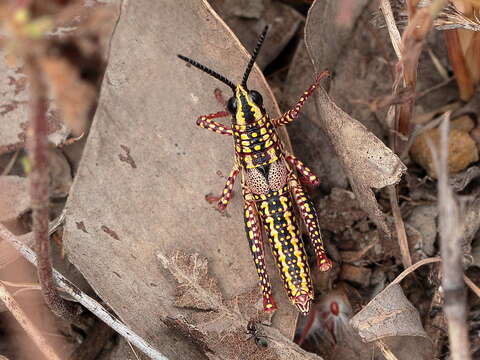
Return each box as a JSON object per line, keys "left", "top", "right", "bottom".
{"left": 444, "top": 29, "right": 475, "bottom": 101}
{"left": 25, "top": 55, "right": 80, "bottom": 322}
{"left": 435, "top": 115, "right": 471, "bottom": 360}
{"left": 0, "top": 281, "right": 63, "bottom": 360}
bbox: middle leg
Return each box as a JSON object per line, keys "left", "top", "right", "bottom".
{"left": 206, "top": 165, "right": 240, "bottom": 211}
{"left": 285, "top": 153, "right": 320, "bottom": 187}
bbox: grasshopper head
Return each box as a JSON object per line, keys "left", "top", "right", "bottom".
{"left": 226, "top": 84, "right": 264, "bottom": 125}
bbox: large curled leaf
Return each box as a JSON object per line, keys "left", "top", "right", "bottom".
{"left": 63, "top": 0, "right": 303, "bottom": 357}
{"left": 305, "top": 0, "right": 406, "bottom": 236}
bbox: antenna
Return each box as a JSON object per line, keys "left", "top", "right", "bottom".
{"left": 178, "top": 54, "right": 236, "bottom": 91}
{"left": 241, "top": 25, "right": 269, "bottom": 87}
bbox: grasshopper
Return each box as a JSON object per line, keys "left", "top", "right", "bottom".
{"left": 178, "top": 26, "right": 332, "bottom": 315}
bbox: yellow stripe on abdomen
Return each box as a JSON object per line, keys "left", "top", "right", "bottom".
{"left": 258, "top": 189, "right": 313, "bottom": 303}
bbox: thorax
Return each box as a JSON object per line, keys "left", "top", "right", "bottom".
{"left": 232, "top": 115, "right": 283, "bottom": 169}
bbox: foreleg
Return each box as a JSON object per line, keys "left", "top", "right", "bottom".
{"left": 196, "top": 111, "right": 233, "bottom": 136}
{"left": 272, "top": 70, "right": 330, "bottom": 127}
{"left": 243, "top": 188, "right": 277, "bottom": 312}
{"left": 288, "top": 173, "right": 332, "bottom": 272}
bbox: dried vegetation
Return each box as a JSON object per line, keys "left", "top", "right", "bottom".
{"left": 0, "top": 0, "right": 480, "bottom": 359}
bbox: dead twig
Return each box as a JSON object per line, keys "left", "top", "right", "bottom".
{"left": 388, "top": 185, "right": 412, "bottom": 268}
{"left": 430, "top": 113, "right": 471, "bottom": 360}
{"left": 0, "top": 280, "right": 63, "bottom": 360}
{"left": 379, "top": 0, "right": 402, "bottom": 60}
{"left": 464, "top": 275, "right": 480, "bottom": 298}
{"left": 416, "top": 77, "right": 455, "bottom": 99}
{"left": 0, "top": 150, "right": 20, "bottom": 176}
{"left": 391, "top": 257, "right": 442, "bottom": 285}
{"left": 25, "top": 55, "right": 81, "bottom": 322}
{"left": 0, "top": 223, "right": 169, "bottom": 360}
{"left": 407, "top": 0, "right": 420, "bottom": 19}
{"left": 394, "top": 0, "right": 447, "bottom": 150}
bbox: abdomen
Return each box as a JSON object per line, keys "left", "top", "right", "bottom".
{"left": 255, "top": 185, "right": 313, "bottom": 306}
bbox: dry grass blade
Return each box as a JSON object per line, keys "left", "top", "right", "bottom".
{"left": 393, "top": 0, "right": 448, "bottom": 150}
{"left": 388, "top": 186, "right": 412, "bottom": 268}
{"left": 437, "top": 3, "right": 480, "bottom": 31}
{"left": 0, "top": 150, "right": 20, "bottom": 176}
{"left": 380, "top": 0, "right": 402, "bottom": 60}
{"left": 444, "top": 28, "right": 475, "bottom": 100}
{"left": 464, "top": 275, "right": 480, "bottom": 298}
{"left": 429, "top": 113, "right": 471, "bottom": 360}
{"left": 391, "top": 257, "right": 442, "bottom": 285}
{"left": 0, "top": 281, "right": 62, "bottom": 360}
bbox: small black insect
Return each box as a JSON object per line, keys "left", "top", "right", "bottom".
{"left": 246, "top": 320, "right": 269, "bottom": 348}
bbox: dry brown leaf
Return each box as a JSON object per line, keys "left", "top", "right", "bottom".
{"left": 158, "top": 251, "right": 223, "bottom": 311}
{"left": 63, "top": 0, "right": 306, "bottom": 357}
{"left": 305, "top": 0, "right": 406, "bottom": 237}
{"left": 158, "top": 250, "right": 322, "bottom": 360}
{"left": 350, "top": 283, "right": 433, "bottom": 359}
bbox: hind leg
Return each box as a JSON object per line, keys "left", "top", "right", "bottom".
{"left": 243, "top": 187, "right": 277, "bottom": 311}
{"left": 288, "top": 173, "right": 332, "bottom": 272}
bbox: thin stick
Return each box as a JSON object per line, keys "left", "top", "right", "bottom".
{"left": 391, "top": 257, "right": 442, "bottom": 285}
{"left": 1, "top": 150, "right": 20, "bottom": 176}
{"left": 464, "top": 275, "right": 480, "bottom": 298}
{"left": 0, "top": 281, "right": 62, "bottom": 360}
{"left": 379, "top": 0, "right": 402, "bottom": 60}
{"left": 416, "top": 77, "right": 454, "bottom": 99}
{"left": 0, "top": 223, "right": 169, "bottom": 360}
{"left": 432, "top": 114, "right": 471, "bottom": 360}
{"left": 388, "top": 186, "right": 412, "bottom": 268}
{"left": 25, "top": 55, "right": 81, "bottom": 322}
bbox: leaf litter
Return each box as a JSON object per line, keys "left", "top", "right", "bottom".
{"left": 1, "top": 0, "right": 480, "bottom": 359}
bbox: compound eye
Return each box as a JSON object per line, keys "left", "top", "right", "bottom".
{"left": 249, "top": 90, "right": 263, "bottom": 106}
{"left": 227, "top": 97, "right": 237, "bottom": 114}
